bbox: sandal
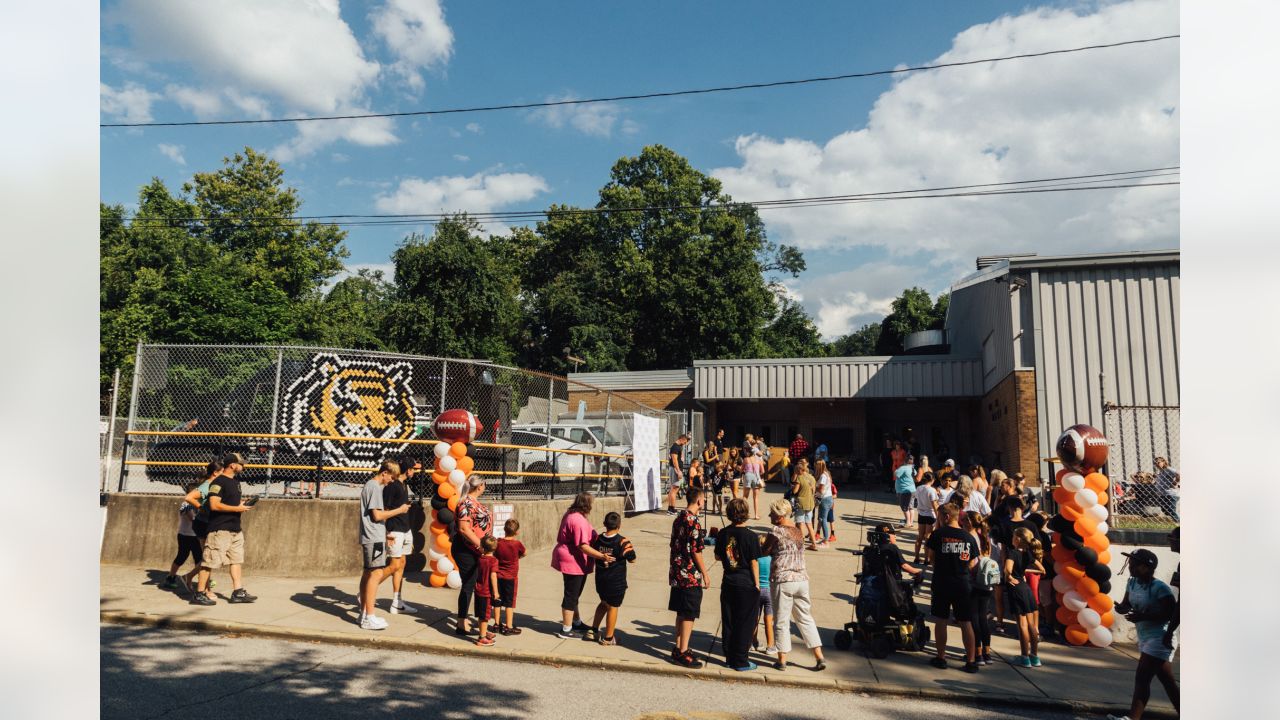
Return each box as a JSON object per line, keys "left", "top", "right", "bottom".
{"left": 598, "top": 635, "right": 617, "bottom": 646}
{"left": 772, "top": 660, "right": 786, "bottom": 671}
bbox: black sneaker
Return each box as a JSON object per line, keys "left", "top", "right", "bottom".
{"left": 228, "top": 589, "right": 257, "bottom": 604}
{"left": 189, "top": 592, "right": 216, "bottom": 606}
{"left": 160, "top": 575, "right": 177, "bottom": 589}
{"left": 963, "top": 661, "right": 980, "bottom": 674}
{"left": 929, "top": 656, "right": 948, "bottom": 669}
{"left": 675, "top": 650, "right": 704, "bottom": 669}
{"left": 666, "top": 507, "right": 677, "bottom": 515}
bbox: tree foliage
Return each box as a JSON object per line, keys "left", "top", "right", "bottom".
{"left": 829, "top": 323, "right": 882, "bottom": 357}
{"left": 873, "top": 287, "right": 951, "bottom": 354}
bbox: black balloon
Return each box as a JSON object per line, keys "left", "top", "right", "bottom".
{"left": 436, "top": 507, "right": 455, "bottom": 526}
{"left": 1074, "top": 547, "right": 1099, "bottom": 566}
{"left": 1099, "top": 580, "right": 1112, "bottom": 595}
{"left": 1048, "top": 515, "right": 1074, "bottom": 534}
{"left": 430, "top": 491, "right": 448, "bottom": 511}
{"left": 1085, "top": 563, "right": 1112, "bottom": 583}
{"left": 1059, "top": 533, "right": 1084, "bottom": 552}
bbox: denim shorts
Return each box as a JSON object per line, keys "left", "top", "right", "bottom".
{"left": 743, "top": 472, "right": 762, "bottom": 489}
{"left": 793, "top": 509, "right": 813, "bottom": 524}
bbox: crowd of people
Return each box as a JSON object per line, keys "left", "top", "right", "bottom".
{"left": 160, "top": 433, "right": 1177, "bottom": 716}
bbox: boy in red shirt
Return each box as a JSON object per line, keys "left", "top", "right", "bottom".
{"left": 494, "top": 519, "right": 527, "bottom": 635}
{"left": 475, "top": 536, "right": 500, "bottom": 647}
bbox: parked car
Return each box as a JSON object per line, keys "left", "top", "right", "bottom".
{"left": 512, "top": 422, "right": 630, "bottom": 479}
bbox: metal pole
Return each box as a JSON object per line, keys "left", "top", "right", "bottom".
{"left": 267, "top": 348, "right": 284, "bottom": 495}
{"left": 501, "top": 447, "right": 508, "bottom": 501}
{"left": 101, "top": 368, "right": 121, "bottom": 493}
{"left": 546, "top": 378, "right": 554, "bottom": 498}
{"left": 118, "top": 341, "right": 145, "bottom": 493}
{"left": 439, "top": 360, "right": 449, "bottom": 417}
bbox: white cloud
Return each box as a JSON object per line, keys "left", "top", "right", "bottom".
{"left": 529, "top": 94, "right": 622, "bottom": 138}
{"left": 157, "top": 143, "right": 186, "bottom": 165}
{"left": 712, "top": 0, "right": 1180, "bottom": 312}
{"left": 165, "top": 84, "right": 223, "bottom": 119}
{"left": 375, "top": 171, "right": 549, "bottom": 214}
{"left": 100, "top": 82, "right": 160, "bottom": 123}
{"left": 331, "top": 152, "right": 351, "bottom": 163}
{"left": 815, "top": 292, "right": 895, "bottom": 340}
{"left": 327, "top": 262, "right": 397, "bottom": 290}
{"left": 453, "top": 154, "right": 470, "bottom": 162}
{"left": 465, "top": 122, "right": 482, "bottom": 134}
{"left": 369, "top": 0, "right": 454, "bottom": 93}
{"left": 271, "top": 115, "right": 399, "bottom": 162}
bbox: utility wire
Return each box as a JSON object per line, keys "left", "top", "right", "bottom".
{"left": 101, "top": 35, "right": 1179, "bottom": 128}
{"left": 117, "top": 178, "right": 1179, "bottom": 230}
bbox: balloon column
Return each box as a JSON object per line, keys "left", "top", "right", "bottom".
{"left": 425, "top": 410, "right": 484, "bottom": 591}
{"left": 1048, "top": 424, "right": 1116, "bottom": 648}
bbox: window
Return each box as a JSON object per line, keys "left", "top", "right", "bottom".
{"left": 569, "top": 428, "right": 591, "bottom": 444}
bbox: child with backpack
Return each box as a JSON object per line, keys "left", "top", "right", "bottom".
{"left": 970, "top": 524, "right": 1000, "bottom": 665}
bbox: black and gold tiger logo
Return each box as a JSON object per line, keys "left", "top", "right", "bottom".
{"left": 279, "top": 354, "right": 416, "bottom": 466}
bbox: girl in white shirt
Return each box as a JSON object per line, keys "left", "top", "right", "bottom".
{"left": 814, "top": 460, "right": 835, "bottom": 546}
{"left": 912, "top": 472, "right": 939, "bottom": 563}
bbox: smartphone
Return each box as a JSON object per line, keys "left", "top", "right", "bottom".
{"left": 244, "top": 495, "right": 261, "bottom": 507}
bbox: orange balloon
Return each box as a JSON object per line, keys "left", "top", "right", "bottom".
{"left": 1064, "top": 624, "right": 1089, "bottom": 646}
{"left": 429, "top": 521, "right": 447, "bottom": 535}
{"left": 447, "top": 494, "right": 459, "bottom": 512}
{"left": 1053, "top": 487, "right": 1075, "bottom": 505}
{"left": 1060, "top": 562, "right": 1086, "bottom": 581}
{"left": 435, "top": 533, "right": 452, "bottom": 552}
{"left": 1074, "top": 514, "right": 1099, "bottom": 537}
{"left": 1076, "top": 576, "right": 1100, "bottom": 598}
{"left": 430, "top": 509, "right": 439, "bottom": 523}
{"left": 1095, "top": 491, "right": 1109, "bottom": 507}
{"left": 1052, "top": 544, "right": 1074, "bottom": 565}
{"left": 1060, "top": 502, "right": 1083, "bottom": 522}
{"left": 1085, "top": 532, "right": 1110, "bottom": 552}
{"left": 1055, "top": 606, "right": 1077, "bottom": 626}
{"left": 457, "top": 456, "right": 474, "bottom": 474}
{"left": 1100, "top": 610, "right": 1115, "bottom": 628}
{"left": 1087, "top": 592, "right": 1114, "bottom": 614}
{"left": 438, "top": 481, "right": 457, "bottom": 499}
{"left": 449, "top": 441, "right": 468, "bottom": 458}
{"left": 432, "top": 471, "right": 448, "bottom": 485}
{"left": 428, "top": 572, "right": 447, "bottom": 588}
{"left": 1056, "top": 468, "right": 1073, "bottom": 483}
{"left": 429, "top": 558, "right": 439, "bottom": 573}
{"left": 1084, "top": 472, "right": 1109, "bottom": 493}
{"left": 1097, "top": 549, "right": 1112, "bottom": 566}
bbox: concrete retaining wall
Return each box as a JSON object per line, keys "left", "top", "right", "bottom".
{"left": 101, "top": 493, "right": 626, "bottom": 577}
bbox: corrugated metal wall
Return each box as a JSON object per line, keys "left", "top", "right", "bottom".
{"left": 694, "top": 358, "right": 982, "bottom": 400}
{"left": 946, "top": 274, "right": 1017, "bottom": 394}
{"left": 1032, "top": 262, "right": 1180, "bottom": 463}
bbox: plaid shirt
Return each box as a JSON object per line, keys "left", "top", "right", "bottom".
{"left": 789, "top": 438, "right": 809, "bottom": 461}
{"left": 668, "top": 510, "right": 705, "bottom": 588}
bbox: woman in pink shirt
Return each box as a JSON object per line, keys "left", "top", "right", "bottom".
{"left": 551, "top": 492, "right": 613, "bottom": 640}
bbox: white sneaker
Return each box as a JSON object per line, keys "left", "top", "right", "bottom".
{"left": 764, "top": 645, "right": 779, "bottom": 654}
{"left": 390, "top": 600, "right": 417, "bottom": 615}
{"left": 360, "top": 614, "right": 388, "bottom": 631}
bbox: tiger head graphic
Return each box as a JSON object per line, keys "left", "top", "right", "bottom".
{"left": 279, "top": 354, "right": 415, "bottom": 467}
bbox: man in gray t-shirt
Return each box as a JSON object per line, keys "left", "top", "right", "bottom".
{"left": 358, "top": 461, "right": 410, "bottom": 630}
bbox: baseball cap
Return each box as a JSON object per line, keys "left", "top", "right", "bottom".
{"left": 1122, "top": 548, "right": 1159, "bottom": 569}
{"left": 945, "top": 459, "right": 955, "bottom": 467}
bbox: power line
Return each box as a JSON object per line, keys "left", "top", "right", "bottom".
{"left": 101, "top": 34, "right": 1179, "bottom": 129}
{"left": 116, "top": 171, "right": 1178, "bottom": 230}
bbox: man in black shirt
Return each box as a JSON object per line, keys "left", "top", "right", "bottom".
{"left": 191, "top": 453, "right": 256, "bottom": 606}
{"left": 925, "top": 504, "right": 979, "bottom": 672}
{"left": 665, "top": 434, "right": 689, "bottom": 515}
{"left": 872, "top": 523, "right": 923, "bottom": 581}
{"left": 384, "top": 457, "right": 419, "bottom": 615}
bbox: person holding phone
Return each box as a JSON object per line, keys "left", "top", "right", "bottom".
{"left": 358, "top": 460, "right": 410, "bottom": 630}
{"left": 191, "top": 454, "right": 256, "bottom": 606}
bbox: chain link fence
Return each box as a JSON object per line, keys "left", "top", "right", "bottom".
{"left": 115, "top": 344, "right": 669, "bottom": 502}
{"left": 1103, "top": 403, "right": 1180, "bottom": 529}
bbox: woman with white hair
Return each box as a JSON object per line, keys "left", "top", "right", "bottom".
{"left": 763, "top": 498, "right": 827, "bottom": 672}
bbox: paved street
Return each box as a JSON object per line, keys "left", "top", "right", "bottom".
{"left": 102, "top": 624, "right": 1081, "bottom": 720}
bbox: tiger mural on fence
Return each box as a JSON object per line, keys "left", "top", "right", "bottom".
{"left": 279, "top": 353, "right": 416, "bottom": 467}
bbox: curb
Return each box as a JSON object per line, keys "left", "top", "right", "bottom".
{"left": 102, "top": 610, "right": 1174, "bottom": 718}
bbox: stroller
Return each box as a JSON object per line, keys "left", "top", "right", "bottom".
{"left": 833, "top": 529, "right": 930, "bottom": 658}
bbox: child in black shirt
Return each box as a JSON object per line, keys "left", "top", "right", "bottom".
{"left": 925, "top": 504, "right": 980, "bottom": 673}
{"left": 590, "top": 512, "right": 637, "bottom": 645}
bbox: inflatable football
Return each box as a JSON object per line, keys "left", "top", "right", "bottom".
{"left": 1056, "top": 424, "right": 1109, "bottom": 474}
{"left": 431, "top": 408, "right": 483, "bottom": 444}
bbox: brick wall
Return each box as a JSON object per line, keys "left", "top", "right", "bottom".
{"left": 975, "top": 370, "right": 1039, "bottom": 482}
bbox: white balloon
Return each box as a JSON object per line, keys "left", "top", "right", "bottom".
{"left": 1052, "top": 574, "right": 1074, "bottom": 595}
{"left": 1061, "top": 473, "right": 1085, "bottom": 492}
{"left": 446, "top": 570, "right": 462, "bottom": 589}
{"left": 1088, "top": 625, "right": 1114, "bottom": 647}
{"left": 1054, "top": 560, "right": 1071, "bottom": 577}
{"left": 433, "top": 442, "right": 451, "bottom": 459}
{"left": 449, "top": 469, "right": 467, "bottom": 487}
{"left": 438, "top": 455, "right": 457, "bottom": 473}
{"left": 1063, "top": 590, "right": 1087, "bottom": 612}
{"left": 1074, "top": 488, "right": 1099, "bottom": 509}
{"left": 436, "top": 556, "right": 455, "bottom": 574}
{"left": 1086, "top": 504, "right": 1109, "bottom": 523}
{"left": 427, "top": 548, "right": 445, "bottom": 563}
{"left": 1096, "top": 521, "right": 1109, "bottom": 536}
{"left": 1077, "top": 607, "right": 1102, "bottom": 629}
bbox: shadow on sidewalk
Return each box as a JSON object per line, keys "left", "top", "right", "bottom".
{"left": 290, "top": 585, "right": 358, "bottom": 624}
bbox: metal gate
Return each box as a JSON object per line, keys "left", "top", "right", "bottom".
{"left": 1102, "top": 403, "right": 1180, "bottom": 529}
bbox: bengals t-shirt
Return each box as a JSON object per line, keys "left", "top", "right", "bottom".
{"left": 926, "top": 526, "right": 978, "bottom": 585}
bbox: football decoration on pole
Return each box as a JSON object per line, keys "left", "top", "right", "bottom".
{"left": 425, "top": 410, "right": 484, "bottom": 590}
{"left": 1049, "top": 424, "right": 1115, "bottom": 647}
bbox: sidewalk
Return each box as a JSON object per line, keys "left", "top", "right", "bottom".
{"left": 100, "top": 489, "right": 1175, "bottom": 717}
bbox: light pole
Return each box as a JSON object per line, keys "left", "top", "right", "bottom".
{"left": 563, "top": 347, "right": 585, "bottom": 374}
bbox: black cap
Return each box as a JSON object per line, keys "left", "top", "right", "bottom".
{"left": 1122, "top": 548, "right": 1159, "bottom": 569}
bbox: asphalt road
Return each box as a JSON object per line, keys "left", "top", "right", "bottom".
{"left": 103, "top": 624, "right": 1086, "bottom": 720}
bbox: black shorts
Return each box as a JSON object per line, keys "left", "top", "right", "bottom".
{"left": 561, "top": 573, "right": 587, "bottom": 611}
{"left": 930, "top": 579, "right": 973, "bottom": 621}
{"left": 668, "top": 586, "right": 703, "bottom": 619}
{"left": 192, "top": 518, "right": 209, "bottom": 539}
{"left": 496, "top": 578, "right": 518, "bottom": 608}
{"left": 475, "top": 596, "right": 493, "bottom": 622}
{"left": 596, "top": 577, "right": 627, "bottom": 608}
{"left": 897, "top": 492, "right": 913, "bottom": 512}
{"left": 1004, "top": 582, "right": 1037, "bottom": 616}
{"left": 919, "top": 516, "right": 936, "bottom": 526}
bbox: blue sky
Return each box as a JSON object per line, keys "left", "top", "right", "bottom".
{"left": 100, "top": 0, "right": 1179, "bottom": 339}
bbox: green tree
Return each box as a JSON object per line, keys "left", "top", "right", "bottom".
{"left": 873, "top": 287, "right": 950, "bottom": 354}
{"left": 757, "top": 297, "right": 827, "bottom": 358}
{"left": 829, "top": 322, "right": 882, "bottom": 356}
{"left": 383, "top": 216, "right": 523, "bottom": 364}
{"left": 99, "top": 148, "right": 349, "bottom": 395}
{"left": 304, "top": 268, "right": 393, "bottom": 350}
